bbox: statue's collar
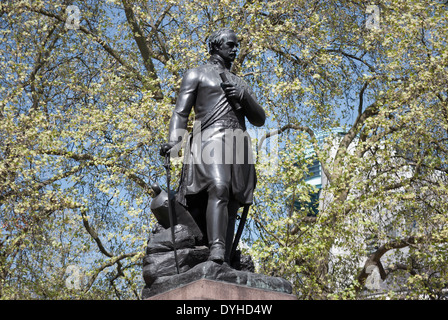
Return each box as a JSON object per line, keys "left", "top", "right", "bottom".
{"left": 208, "top": 54, "right": 231, "bottom": 70}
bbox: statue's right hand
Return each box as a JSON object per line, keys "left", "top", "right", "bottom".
{"left": 159, "top": 142, "right": 175, "bottom": 157}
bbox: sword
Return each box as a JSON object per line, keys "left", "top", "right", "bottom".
{"left": 164, "top": 152, "right": 180, "bottom": 274}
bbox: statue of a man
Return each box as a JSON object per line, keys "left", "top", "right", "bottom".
{"left": 160, "top": 28, "right": 265, "bottom": 264}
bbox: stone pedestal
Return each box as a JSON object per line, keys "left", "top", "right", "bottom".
{"left": 142, "top": 259, "right": 295, "bottom": 300}
{"left": 146, "top": 278, "right": 297, "bottom": 300}
{"left": 142, "top": 223, "right": 296, "bottom": 301}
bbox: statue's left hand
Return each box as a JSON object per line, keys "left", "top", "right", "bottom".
{"left": 221, "top": 82, "right": 244, "bottom": 101}
{"left": 160, "top": 142, "right": 176, "bottom": 157}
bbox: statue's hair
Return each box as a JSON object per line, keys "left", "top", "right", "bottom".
{"left": 207, "top": 28, "right": 236, "bottom": 54}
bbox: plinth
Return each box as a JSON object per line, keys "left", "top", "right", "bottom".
{"left": 143, "top": 260, "right": 295, "bottom": 300}
{"left": 146, "top": 278, "right": 297, "bottom": 300}
{"left": 142, "top": 224, "right": 296, "bottom": 301}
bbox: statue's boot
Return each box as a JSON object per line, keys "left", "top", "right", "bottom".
{"left": 206, "top": 184, "right": 229, "bottom": 263}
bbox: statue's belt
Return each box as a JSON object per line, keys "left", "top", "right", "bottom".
{"left": 205, "top": 118, "right": 245, "bottom": 130}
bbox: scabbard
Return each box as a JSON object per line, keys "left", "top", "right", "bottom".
{"left": 230, "top": 204, "right": 250, "bottom": 263}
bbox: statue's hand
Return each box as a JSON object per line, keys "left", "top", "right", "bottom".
{"left": 221, "top": 82, "right": 244, "bottom": 101}
{"left": 160, "top": 142, "right": 176, "bottom": 157}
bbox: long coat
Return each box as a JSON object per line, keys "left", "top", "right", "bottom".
{"left": 168, "top": 56, "right": 265, "bottom": 207}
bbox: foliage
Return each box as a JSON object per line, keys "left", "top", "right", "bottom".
{"left": 1, "top": 0, "right": 447, "bottom": 299}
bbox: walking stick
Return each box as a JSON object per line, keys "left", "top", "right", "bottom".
{"left": 164, "top": 152, "right": 180, "bottom": 274}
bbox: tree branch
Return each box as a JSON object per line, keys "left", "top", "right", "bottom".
{"left": 10, "top": 3, "right": 145, "bottom": 84}
{"left": 121, "top": 0, "right": 163, "bottom": 99}
{"left": 358, "top": 81, "right": 370, "bottom": 116}
{"left": 79, "top": 208, "right": 141, "bottom": 292}
{"left": 257, "top": 124, "right": 333, "bottom": 183}
{"left": 0, "top": 162, "right": 86, "bottom": 203}
{"left": 84, "top": 250, "right": 140, "bottom": 291}
{"left": 325, "top": 49, "right": 376, "bottom": 73}
{"left": 40, "top": 146, "right": 153, "bottom": 196}
{"left": 356, "top": 234, "right": 448, "bottom": 293}
{"left": 144, "top": 2, "right": 173, "bottom": 64}
{"left": 80, "top": 209, "right": 113, "bottom": 258}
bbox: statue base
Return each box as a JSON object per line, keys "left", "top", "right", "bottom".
{"left": 145, "top": 278, "right": 297, "bottom": 300}
{"left": 142, "top": 224, "right": 295, "bottom": 300}
{"left": 142, "top": 260, "right": 295, "bottom": 300}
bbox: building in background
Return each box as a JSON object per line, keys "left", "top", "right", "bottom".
{"left": 293, "top": 128, "right": 347, "bottom": 216}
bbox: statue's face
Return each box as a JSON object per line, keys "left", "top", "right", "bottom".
{"left": 215, "top": 32, "right": 239, "bottom": 62}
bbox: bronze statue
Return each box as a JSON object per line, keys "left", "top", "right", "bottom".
{"left": 160, "top": 28, "right": 265, "bottom": 264}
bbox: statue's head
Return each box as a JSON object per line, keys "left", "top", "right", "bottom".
{"left": 208, "top": 28, "right": 239, "bottom": 63}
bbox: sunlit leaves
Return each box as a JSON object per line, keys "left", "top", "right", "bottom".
{"left": 1, "top": 0, "right": 447, "bottom": 300}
